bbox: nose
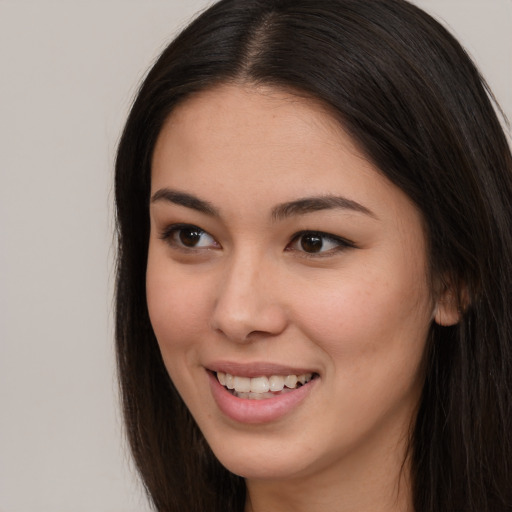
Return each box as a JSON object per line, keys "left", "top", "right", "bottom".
{"left": 210, "top": 253, "right": 288, "bottom": 343}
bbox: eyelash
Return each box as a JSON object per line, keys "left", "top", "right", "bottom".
{"left": 159, "top": 224, "right": 355, "bottom": 256}
{"left": 159, "top": 223, "right": 220, "bottom": 251}
{"left": 286, "top": 230, "right": 355, "bottom": 258}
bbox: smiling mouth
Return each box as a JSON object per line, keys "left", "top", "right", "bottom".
{"left": 215, "top": 371, "right": 318, "bottom": 400}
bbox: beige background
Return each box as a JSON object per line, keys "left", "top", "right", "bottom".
{"left": 0, "top": 1, "right": 510, "bottom": 511}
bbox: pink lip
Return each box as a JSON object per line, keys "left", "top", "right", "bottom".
{"left": 207, "top": 370, "right": 318, "bottom": 424}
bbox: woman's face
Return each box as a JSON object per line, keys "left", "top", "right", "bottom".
{"left": 147, "top": 84, "right": 438, "bottom": 483}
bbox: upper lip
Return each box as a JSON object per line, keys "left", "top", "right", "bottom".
{"left": 206, "top": 361, "right": 318, "bottom": 378}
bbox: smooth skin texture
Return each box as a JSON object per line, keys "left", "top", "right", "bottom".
{"left": 146, "top": 84, "right": 458, "bottom": 512}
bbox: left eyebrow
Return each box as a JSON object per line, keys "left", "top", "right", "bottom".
{"left": 271, "top": 195, "right": 377, "bottom": 221}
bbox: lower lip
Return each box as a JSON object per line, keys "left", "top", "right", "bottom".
{"left": 208, "top": 371, "right": 317, "bottom": 424}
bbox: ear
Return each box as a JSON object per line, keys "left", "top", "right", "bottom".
{"left": 433, "top": 281, "right": 464, "bottom": 326}
{"left": 434, "top": 293, "right": 460, "bottom": 326}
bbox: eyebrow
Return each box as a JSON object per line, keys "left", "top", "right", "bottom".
{"left": 151, "top": 189, "right": 219, "bottom": 216}
{"left": 150, "top": 188, "right": 376, "bottom": 220}
{"left": 271, "top": 195, "right": 377, "bottom": 221}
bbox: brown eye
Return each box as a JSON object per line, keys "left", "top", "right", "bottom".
{"left": 300, "top": 233, "right": 324, "bottom": 253}
{"left": 287, "top": 230, "right": 354, "bottom": 256}
{"left": 160, "top": 224, "right": 219, "bottom": 250}
{"left": 179, "top": 227, "right": 202, "bottom": 247}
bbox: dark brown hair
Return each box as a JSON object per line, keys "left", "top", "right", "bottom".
{"left": 115, "top": 1, "right": 512, "bottom": 510}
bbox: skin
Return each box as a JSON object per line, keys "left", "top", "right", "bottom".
{"left": 146, "top": 84, "right": 458, "bottom": 512}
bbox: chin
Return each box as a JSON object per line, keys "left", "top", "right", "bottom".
{"left": 215, "top": 449, "right": 309, "bottom": 481}
{"left": 202, "top": 427, "right": 329, "bottom": 482}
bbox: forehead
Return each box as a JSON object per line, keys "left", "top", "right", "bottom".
{"left": 152, "top": 84, "right": 377, "bottom": 193}
{"left": 159, "top": 84, "right": 344, "bottom": 147}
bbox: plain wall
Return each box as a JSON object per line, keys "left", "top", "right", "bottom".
{"left": 0, "top": 1, "right": 510, "bottom": 511}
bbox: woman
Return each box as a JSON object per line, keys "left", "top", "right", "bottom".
{"left": 114, "top": 0, "right": 512, "bottom": 511}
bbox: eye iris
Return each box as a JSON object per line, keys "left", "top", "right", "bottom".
{"left": 179, "top": 228, "right": 201, "bottom": 247}
{"left": 300, "top": 233, "right": 323, "bottom": 253}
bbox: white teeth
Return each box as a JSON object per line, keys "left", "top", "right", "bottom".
{"left": 233, "top": 376, "right": 251, "bottom": 393}
{"left": 216, "top": 371, "right": 314, "bottom": 396}
{"left": 250, "top": 376, "right": 270, "bottom": 393}
{"left": 284, "top": 375, "right": 298, "bottom": 388}
{"left": 268, "top": 375, "right": 285, "bottom": 392}
{"left": 225, "top": 373, "right": 235, "bottom": 389}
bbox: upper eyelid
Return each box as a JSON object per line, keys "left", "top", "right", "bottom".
{"left": 289, "top": 230, "right": 355, "bottom": 247}
{"left": 159, "top": 223, "right": 219, "bottom": 248}
{"left": 159, "top": 223, "right": 211, "bottom": 237}
{"left": 160, "top": 223, "right": 195, "bottom": 237}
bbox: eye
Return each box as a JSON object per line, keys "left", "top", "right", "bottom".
{"left": 287, "top": 231, "right": 354, "bottom": 255}
{"left": 160, "top": 224, "right": 219, "bottom": 250}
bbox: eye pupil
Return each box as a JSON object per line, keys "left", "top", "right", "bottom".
{"left": 301, "top": 234, "right": 323, "bottom": 253}
{"left": 179, "top": 228, "right": 201, "bottom": 247}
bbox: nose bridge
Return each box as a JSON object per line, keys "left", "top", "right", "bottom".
{"left": 211, "top": 247, "right": 286, "bottom": 342}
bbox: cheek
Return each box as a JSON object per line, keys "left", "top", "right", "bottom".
{"left": 146, "top": 251, "right": 210, "bottom": 353}
{"left": 146, "top": 253, "right": 216, "bottom": 410}
{"left": 293, "top": 261, "right": 433, "bottom": 372}
{"left": 293, "top": 268, "right": 432, "bottom": 441}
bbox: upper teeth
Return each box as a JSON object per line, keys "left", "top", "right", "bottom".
{"left": 216, "top": 372, "right": 313, "bottom": 393}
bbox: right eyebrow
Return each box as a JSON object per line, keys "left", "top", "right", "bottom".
{"left": 150, "top": 188, "right": 219, "bottom": 216}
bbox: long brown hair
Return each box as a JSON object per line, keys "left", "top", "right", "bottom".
{"left": 115, "top": 1, "right": 512, "bottom": 510}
